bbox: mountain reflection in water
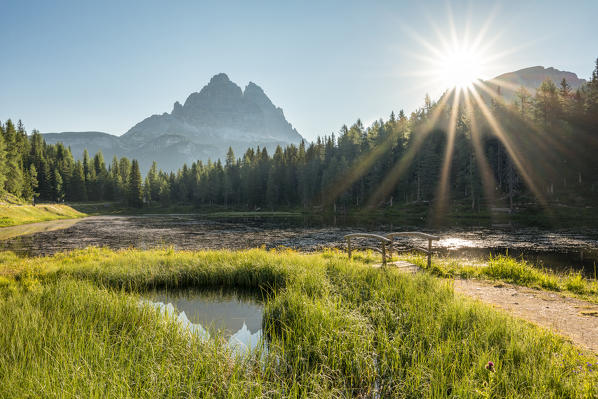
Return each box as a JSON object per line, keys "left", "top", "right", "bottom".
{"left": 143, "top": 289, "right": 264, "bottom": 354}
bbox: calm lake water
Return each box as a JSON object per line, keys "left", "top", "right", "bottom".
{"left": 142, "top": 288, "right": 264, "bottom": 354}
{"left": 1, "top": 214, "right": 597, "bottom": 275}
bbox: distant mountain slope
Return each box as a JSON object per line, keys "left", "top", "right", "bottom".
{"left": 43, "top": 131, "right": 125, "bottom": 162}
{"left": 43, "top": 74, "right": 303, "bottom": 172}
{"left": 485, "top": 66, "right": 587, "bottom": 101}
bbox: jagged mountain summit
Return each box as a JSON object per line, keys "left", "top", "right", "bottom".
{"left": 43, "top": 74, "right": 303, "bottom": 172}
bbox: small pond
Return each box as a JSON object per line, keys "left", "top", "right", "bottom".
{"left": 142, "top": 288, "right": 264, "bottom": 354}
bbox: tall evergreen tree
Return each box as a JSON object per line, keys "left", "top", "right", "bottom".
{"left": 2, "top": 120, "right": 24, "bottom": 196}
{"left": 127, "top": 159, "right": 143, "bottom": 208}
{"left": 0, "top": 124, "right": 7, "bottom": 192}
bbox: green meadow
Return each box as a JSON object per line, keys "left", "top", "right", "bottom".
{"left": 0, "top": 204, "right": 85, "bottom": 227}
{"left": 0, "top": 248, "right": 596, "bottom": 398}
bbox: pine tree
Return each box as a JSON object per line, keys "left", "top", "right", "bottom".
{"left": 70, "top": 161, "right": 87, "bottom": 201}
{"left": 93, "top": 151, "right": 107, "bottom": 200}
{"left": 83, "top": 149, "right": 90, "bottom": 184}
{"left": 146, "top": 161, "right": 160, "bottom": 201}
{"left": 534, "top": 78, "right": 559, "bottom": 126}
{"left": 0, "top": 124, "right": 7, "bottom": 193}
{"left": 22, "top": 164, "right": 38, "bottom": 202}
{"left": 143, "top": 176, "right": 151, "bottom": 205}
{"left": 515, "top": 86, "right": 532, "bottom": 118}
{"left": 2, "top": 120, "right": 24, "bottom": 196}
{"left": 586, "top": 58, "right": 598, "bottom": 123}
{"left": 53, "top": 168, "right": 65, "bottom": 202}
{"left": 558, "top": 78, "right": 572, "bottom": 115}
{"left": 127, "top": 159, "right": 143, "bottom": 208}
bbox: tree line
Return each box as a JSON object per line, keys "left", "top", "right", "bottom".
{"left": 2, "top": 58, "right": 597, "bottom": 212}
{"left": 0, "top": 122, "right": 144, "bottom": 207}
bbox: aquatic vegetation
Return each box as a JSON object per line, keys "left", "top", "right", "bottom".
{"left": 0, "top": 248, "right": 596, "bottom": 397}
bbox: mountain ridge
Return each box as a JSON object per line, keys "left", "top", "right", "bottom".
{"left": 43, "top": 73, "right": 303, "bottom": 172}
{"left": 484, "top": 65, "right": 587, "bottom": 101}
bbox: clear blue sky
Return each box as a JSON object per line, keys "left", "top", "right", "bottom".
{"left": 1, "top": 0, "right": 597, "bottom": 141}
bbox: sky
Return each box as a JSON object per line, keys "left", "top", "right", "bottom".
{"left": 1, "top": 0, "right": 597, "bottom": 141}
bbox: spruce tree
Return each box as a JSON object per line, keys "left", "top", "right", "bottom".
{"left": 70, "top": 161, "right": 87, "bottom": 201}
{"left": 53, "top": 168, "right": 65, "bottom": 202}
{"left": 2, "top": 120, "right": 24, "bottom": 196}
{"left": 0, "top": 124, "right": 7, "bottom": 193}
{"left": 21, "top": 164, "right": 38, "bottom": 201}
{"left": 127, "top": 159, "right": 143, "bottom": 208}
{"left": 143, "top": 176, "right": 151, "bottom": 205}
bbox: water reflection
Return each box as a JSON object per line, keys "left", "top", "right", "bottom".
{"left": 437, "top": 237, "right": 477, "bottom": 250}
{"left": 143, "top": 289, "right": 264, "bottom": 354}
{"left": 1, "top": 214, "right": 597, "bottom": 275}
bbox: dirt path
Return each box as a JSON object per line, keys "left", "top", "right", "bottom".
{"left": 453, "top": 279, "right": 598, "bottom": 353}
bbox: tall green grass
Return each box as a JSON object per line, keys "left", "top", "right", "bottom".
{"left": 1, "top": 248, "right": 597, "bottom": 397}
{"left": 406, "top": 252, "right": 598, "bottom": 301}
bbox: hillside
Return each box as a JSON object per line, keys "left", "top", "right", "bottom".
{"left": 484, "top": 66, "right": 587, "bottom": 101}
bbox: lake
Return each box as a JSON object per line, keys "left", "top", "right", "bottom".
{"left": 1, "top": 214, "right": 597, "bottom": 275}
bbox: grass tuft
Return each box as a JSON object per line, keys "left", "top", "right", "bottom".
{"left": 406, "top": 253, "right": 598, "bottom": 301}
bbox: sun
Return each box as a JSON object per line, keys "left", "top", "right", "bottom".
{"left": 401, "top": 10, "right": 509, "bottom": 94}
{"left": 438, "top": 47, "right": 484, "bottom": 90}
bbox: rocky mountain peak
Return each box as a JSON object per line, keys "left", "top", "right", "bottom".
{"left": 244, "top": 82, "right": 273, "bottom": 108}
{"left": 85, "top": 73, "right": 306, "bottom": 171}
{"left": 172, "top": 101, "right": 183, "bottom": 116}
{"left": 182, "top": 73, "right": 243, "bottom": 114}
{"left": 209, "top": 72, "right": 231, "bottom": 84}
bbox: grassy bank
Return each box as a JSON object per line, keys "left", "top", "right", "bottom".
{"left": 1, "top": 248, "right": 596, "bottom": 397}
{"left": 0, "top": 204, "right": 86, "bottom": 227}
{"left": 404, "top": 253, "right": 598, "bottom": 302}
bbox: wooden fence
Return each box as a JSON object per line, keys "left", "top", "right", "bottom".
{"left": 345, "top": 232, "right": 440, "bottom": 267}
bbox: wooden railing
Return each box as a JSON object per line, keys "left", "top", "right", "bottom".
{"left": 345, "top": 233, "right": 392, "bottom": 266}
{"left": 386, "top": 232, "right": 439, "bottom": 268}
{"left": 344, "top": 231, "right": 440, "bottom": 267}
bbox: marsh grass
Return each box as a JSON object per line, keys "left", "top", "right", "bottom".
{"left": 405, "top": 252, "right": 598, "bottom": 301}
{"left": 1, "top": 247, "right": 597, "bottom": 397}
{"left": 0, "top": 204, "right": 85, "bottom": 227}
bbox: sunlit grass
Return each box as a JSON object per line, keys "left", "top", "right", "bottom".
{"left": 0, "top": 204, "right": 85, "bottom": 227}
{"left": 0, "top": 248, "right": 597, "bottom": 397}
{"left": 405, "top": 253, "right": 598, "bottom": 301}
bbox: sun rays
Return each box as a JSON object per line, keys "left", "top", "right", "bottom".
{"left": 319, "top": 8, "right": 555, "bottom": 221}
{"left": 439, "top": 48, "right": 484, "bottom": 90}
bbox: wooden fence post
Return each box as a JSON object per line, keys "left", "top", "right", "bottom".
{"left": 427, "top": 238, "right": 432, "bottom": 268}
{"left": 347, "top": 237, "right": 352, "bottom": 259}
{"left": 382, "top": 242, "right": 387, "bottom": 267}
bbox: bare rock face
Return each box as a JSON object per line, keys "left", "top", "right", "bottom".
{"left": 43, "top": 73, "right": 303, "bottom": 172}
